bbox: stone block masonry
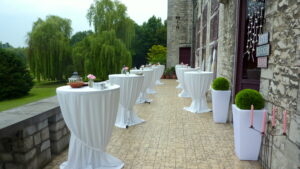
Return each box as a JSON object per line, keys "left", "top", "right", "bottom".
{"left": 260, "top": 0, "right": 300, "bottom": 168}
{"left": 0, "top": 97, "right": 70, "bottom": 169}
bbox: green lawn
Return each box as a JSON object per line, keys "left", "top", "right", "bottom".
{"left": 0, "top": 82, "right": 65, "bottom": 112}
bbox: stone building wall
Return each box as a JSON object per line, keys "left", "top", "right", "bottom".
{"left": 215, "top": 1, "right": 237, "bottom": 121}
{"left": 259, "top": 1, "right": 300, "bottom": 168}
{"left": 180, "top": 0, "right": 300, "bottom": 168}
{"left": 167, "top": 0, "right": 193, "bottom": 67}
{"left": 216, "top": 1, "right": 236, "bottom": 83}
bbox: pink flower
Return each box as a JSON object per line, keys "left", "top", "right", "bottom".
{"left": 124, "top": 67, "right": 129, "bottom": 70}
{"left": 87, "top": 74, "right": 96, "bottom": 80}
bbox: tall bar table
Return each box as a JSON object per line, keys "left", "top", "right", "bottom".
{"left": 57, "top": 85, "right": 123, "bottom": 169}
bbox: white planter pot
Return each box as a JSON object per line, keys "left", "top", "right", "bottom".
{"left": 211, "top": 89, "right": 231, "bottom": 123}
{"left": 232, "top": 104, "right": 265, "bottom": 160}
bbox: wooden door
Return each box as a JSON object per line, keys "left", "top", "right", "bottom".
{"left": 179, "top": 47, "right": 191, "bottom": 65}
{"left": 235, "top": 0, "right": 265, "bottom": 95}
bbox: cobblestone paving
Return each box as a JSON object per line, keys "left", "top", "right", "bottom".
{"left": 45, "top": 79, "right": 262, "bottom": 169}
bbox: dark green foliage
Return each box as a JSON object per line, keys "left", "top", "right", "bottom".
{"left": 212, "top": 77, "right": 230, "bottom": 90}
{"left": 87, "top": 0, "right": 135, "bottom": 49}
{"left": 27, "top": 15, "right": 72, "bottom": 81}
{"left": 164, "top": 67, "right": 172, "bottom": 76}
{"left": 0, "top": 48, "right": 33, "bottom": 100}
{"left": 164, "top": 67, "right": 175, "bottom": 76}
{"left": 235, "top": 89, "right": 265, "bottom": 110}
{"left": 72, "top": 30, "right": 131, "bottom": 81}
{"left": 4, "top": 47, "right": 28, "bottom": 65}
{"left": 170, "top": 67, "right": 175, "bottom": 75}
{"left": 70, "top": 31, "right": 93, "bottom": 46}
{"left": 132, "top": 16, "right": 167, "bottom": 67}
{"left": 0, "top": 42, "right": 13, "bottom": 48}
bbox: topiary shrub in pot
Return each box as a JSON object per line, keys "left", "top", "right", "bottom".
{"left": 211, "top": 77, "right": 231, "bottom": 123}
{"left": 232, "top": 89, "right": 266, "bottom": 160}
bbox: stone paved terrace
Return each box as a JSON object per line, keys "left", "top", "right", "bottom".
{"left": 44, "top": 79, "right": 262, "bottom": 169}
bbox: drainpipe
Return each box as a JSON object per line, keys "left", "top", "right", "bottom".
{"left": 191, "top": 0, "right": 197, "bottom": 68}
{"left": 231, "top": 0, "right": 240, "bottom": 123}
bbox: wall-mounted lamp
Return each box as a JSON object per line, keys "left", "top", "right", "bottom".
{"left": 175, "top": 16, "right": 180, "bottom": 29}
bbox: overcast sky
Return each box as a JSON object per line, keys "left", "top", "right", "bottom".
{"left": 0, "top": 0, "right": 167, "bottom": 47}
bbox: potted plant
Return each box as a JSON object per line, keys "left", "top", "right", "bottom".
{"left": 232, "top": 89, "right": 265, "bottom": 160}
{"left": 170, "top": 67, "right": 176, "bottom": 79}
{"left": 211, "top": 77, "right": 231, "bottom": 123}
{"left": 164, "top": 68, "right": 171, "bottom": 79}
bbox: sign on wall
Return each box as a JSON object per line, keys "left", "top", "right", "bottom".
{"left": 257, "top": 57, "right": 268, "bottom": 68}
{"left": 256, "top": 44, "right": 270, "bottom": 57}
{"left": 256, "top": 32, "right": 270, "bottom": 68}
{"left": 258, "top": 33, "right": 269, "bottom": 45}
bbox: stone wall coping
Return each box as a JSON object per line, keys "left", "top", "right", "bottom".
{"left": 0, "top": 96, "right": 60, "bottom": 137}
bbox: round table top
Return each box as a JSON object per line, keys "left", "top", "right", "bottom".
{"left": 175, "top": 64, "right": 189, "bottom": 68}
{"left": 56, "top": 84, "right": 120, "bottom": 94}
{"left": 109, "top": 74, "right": 143, "bottom": 78}
{"left": 130, "top": 69, "right": 153, "bottom": 72}
{"left": 184, "top": 71, "right": 213, "bottom": 75}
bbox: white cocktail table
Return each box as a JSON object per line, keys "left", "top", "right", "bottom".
{"left": 57, "top": 85, "right": 123, "bottom": 169}
{"left": 130, "top": 69, "right": 154, "bottom": 103}
{"left": 183, "top": 71, "right": 213, "bottom": 113}
{"left": 177, "top": 67, "right": 195, "bottom": 98}
{"left": 109, "top": 74, "right": 145, "bottom": 128}
{"left": 155, "top": 65, "right": 165, "bottom": 85}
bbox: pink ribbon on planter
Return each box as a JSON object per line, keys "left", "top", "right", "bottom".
{"left": 250, "top": 104, "right": 254, "bottom": 128}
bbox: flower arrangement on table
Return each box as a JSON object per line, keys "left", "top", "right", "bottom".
{"left": 87, "top": 74, "right": 96, "bottom": 87}
{"left": 121, "top": 66, "right": 129, "bottom": 74}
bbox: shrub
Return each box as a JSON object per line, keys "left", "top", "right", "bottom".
{"left": 212, "top": 77, "right": 230, "bottom": 90}
{"left": 0, "top": 48, "right": 34, "bottom": 100}
{"left": 147, "top": 45, "right": 166, "bottom": 65}
{"left": 164, "top": 68, "right": 172, "bottom": 76}
{"left": 235, "top": 89, "right": 265, "bottom": 110}
{"left": 169, "top": 67, "right": 175, "bottom": 75}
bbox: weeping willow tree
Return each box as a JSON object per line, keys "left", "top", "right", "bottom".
{"left": 72, "top": 0, "right": 134, "bottom": 80}
{"left": 27, "top": 15, "right": 72, "bottom": 81}
{"left": 87, "top": 0, "right": 135, "bottom": 49}
{"left": 72, "top": 30, "right": 131, "bottom": 80}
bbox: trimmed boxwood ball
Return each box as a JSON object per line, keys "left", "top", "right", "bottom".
{"left": 235, "top": 89, "right": 265, "bottom": 110}
{"left": 212, "top": 77, "right": 230, "bottom": 90}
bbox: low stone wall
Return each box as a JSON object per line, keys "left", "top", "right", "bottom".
{"left": 0, "top": 97, "right": 69, "bottom": 169}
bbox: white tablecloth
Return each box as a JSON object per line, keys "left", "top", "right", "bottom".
{"left": 109, "top": 74, "right": 144, "bottom": 128}
{"left": 146, "top": 67, "right": 159, "bottom": 94}
{"left": 177, "top": 67, "right": 196, "bottom": 97}
{"left": 130, "top": 69, "right": 153, "bottom": 103}
{"left": 156, "top": 65, "right": 165, "bottom": 85}
{"left": 183, "top": 71, "right": 213, "bottom": 113}
{"left": 175, "top": 64, "right": 188, "bottom": 85}
{"left": 57, "top": 85, "right": 123, "bottom": 169}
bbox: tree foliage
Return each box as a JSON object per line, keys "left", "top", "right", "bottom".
{"left": 147, "top": 45, "right": 166, "bottom": 65}
{"left": 0, "top": 42, "right": 13, "bottom": 48}
{"left": 72, "top": 30, "right": 131, "bottom": 80}
{"left": 0, "top": 48, "right": 33, "bottom": 100}
{"left": 70, "top": 31, "right": 93, "bottom": 46}
{"left": 27, "top": 15, "right": 72, "bottom": 81}
{"left": 87, "top": 0, "right": 135, "bottom": 49}
{"left": 132, "top": 16, "right": 167, "bottom": 67}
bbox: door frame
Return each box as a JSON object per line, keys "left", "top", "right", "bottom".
{"left": 233, "top": 0, "right": 261, "bottom": 98}
{"left": 179, "top": 47, "right": 191, "bottom": 65}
